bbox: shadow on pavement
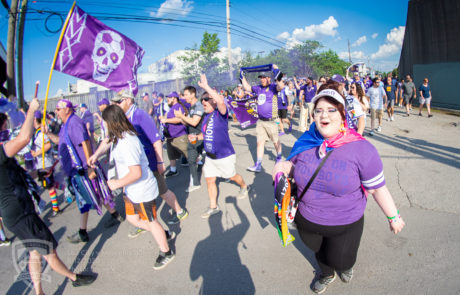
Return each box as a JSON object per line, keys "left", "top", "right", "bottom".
{"left": 370, "top": 132, "right": 460, "bottom": 168}
{"left": 189, "top": 196, "right": 255, "bottom": 294}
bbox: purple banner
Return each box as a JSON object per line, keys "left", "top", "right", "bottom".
{"left": 229, "top": 97, "right": 258, "bottom": 129}
{"left": 54, "top": 6, "right": 144, "bottom": 95}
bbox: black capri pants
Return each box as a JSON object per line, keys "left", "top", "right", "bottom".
{"left": 295, "top": 213, "right": 364, "bottom": 276}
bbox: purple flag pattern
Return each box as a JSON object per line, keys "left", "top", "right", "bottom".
{"left": 54, "top": 6, "right": 144, "bottom": 95}
{"left": 229, "top": 97, "right": 258, "bottom": 129}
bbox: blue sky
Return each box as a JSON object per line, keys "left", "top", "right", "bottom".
{"left": 0, "top": 0, "right": 409, "bottom": 100}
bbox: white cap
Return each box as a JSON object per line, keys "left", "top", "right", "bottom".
{"left": 311, "top": 89, "right": 345, "bottom": 107}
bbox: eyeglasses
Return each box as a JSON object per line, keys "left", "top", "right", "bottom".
{"left": 313, "top": 108, "right": 338, "bottom": 115}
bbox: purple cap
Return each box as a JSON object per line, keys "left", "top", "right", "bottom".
{"left": 142, "top": 92, "right": 148, "bottom": 97}
{"left": 331, "top": 74, "right": 346, "bottom": 84}
{"left": 158, "top": 93, "right": 164, "bottom": 98}
{"left": 167, "top": 91, "right": 179, "bottom": 98}
{"left": 34, "top": 111, "right": 50, "bottom": 120}
{"left": 97, "top": 98, "right": 110, "bottom": 106}
{"left": 56, "top": 99, "right": 75, "bottom": 110}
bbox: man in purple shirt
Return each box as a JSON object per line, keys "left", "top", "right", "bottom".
{"left": 160, "top": 92, "right": 189, "bottom": 178}
{"left": 46, "top": 99, "right": 123, "bottom": 244}
{"left": 299, "top": 77, "right": 316, "bottom": 132}
{"left": 241, "top": 64, "right": 285, "bottom": 173}
{"left": 79, "top": 103, "right": 95, "bottom": 146}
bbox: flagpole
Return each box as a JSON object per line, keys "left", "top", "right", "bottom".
{"left": 41, "top": 1, "right": 76, "bottom": 168}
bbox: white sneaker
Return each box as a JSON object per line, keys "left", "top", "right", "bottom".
{"left": 391, "top": 116, "right": 394, "bottom": 121}
{"left": 376, "top": 126, "right": 382, "bottom": 132}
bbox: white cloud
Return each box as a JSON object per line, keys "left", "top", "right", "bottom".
{"left": 352, "top": 35, "right": 367, "bottom": 47}
{"left": 277, "top": 16, "right": 339, "bottom": 48}
{"left": 339, "top": 51, "right": 366, "bottom": 60}
{"left": 371, "top": 33, "right": 378, "bottom": 39}
{"left": 276, "top": 32, "right": 290, "bottom": 41}
{"left": 153, "top": 0, "right": 193, "bottom": 18}
{"left": 370, "top": 26, "right": 405, "bottom": 60}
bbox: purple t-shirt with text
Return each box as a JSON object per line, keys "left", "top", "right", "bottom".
{"left": 252, "top": 83, "right": 278, "bottom": 119}
{"left": 58, "top": 114, "right": 90, "bottom": 176}
{"left": 129, "top": 108, "right": 161, "bottom": 171}
{"left": 301, "top": 84, "right": 317, "bottom": 103}
{"left": 290, "top": 140, "right": 385, "bottom": 226}
{"left": 166, "top": 103, "right": 187, "bottom": 138}
{"left": 202, "top": 110, "right": 235, "bottom": 159}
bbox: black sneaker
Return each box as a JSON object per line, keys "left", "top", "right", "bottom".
{"left": 67, "top": 231, "right": 89, "bottom": 244}
{"left": 165, "top": 170, "right": 178, "bottom": 178}
{"left": 72, "top": 273, "right": 97, "bottom": 287}
{"left": 153, "top": 251, "right": 175, "bottom": 270}
{"left": 104, "top": 214, "right": 123, "bottom": 228}
{"left": 312, "top": 273, "right": 336, "bottom": 294}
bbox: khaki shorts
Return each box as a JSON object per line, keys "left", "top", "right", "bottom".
{"left": 370, "top": 108, "right": 383, "bottom": 121}
{"left": 256, "top": 120, "right": 279, "bottom": 143}
{"left": 153, "top": 170, "right": 168, "bottom": 195}
{"left": 166, "top": 134, "right": 188, "bottom": 160}
{"left": 203, "top": 154, "right": 236, "bottom": 179}
{"left": 419, "top": 96, "right": 431, "bottom": 105}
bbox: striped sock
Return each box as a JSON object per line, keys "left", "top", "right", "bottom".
{"left": 49, "top": 188, "right": 59, "bottom": 212}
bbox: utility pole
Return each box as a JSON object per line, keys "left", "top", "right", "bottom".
{"left": 17, "top": 0, "right": 28, "bottom": 109}
{"left": 347, "top": 39, "right": 352, "bottom": 64}
{"left": 6, "top": 0, "right": 19, "bottom": 99}
{"left": 226, "top": 0, "right": 232, "bottom": 80}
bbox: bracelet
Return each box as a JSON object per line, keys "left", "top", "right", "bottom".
{"left": 387, "top": 210, "right": 401, "bottom": 223}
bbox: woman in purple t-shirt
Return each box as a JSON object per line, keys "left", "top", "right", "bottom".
{"left": 273, "top": 89, "right": 405, "bottom": 294}
{"left": 195, "top": 74, "right": 249, "bottom": 218}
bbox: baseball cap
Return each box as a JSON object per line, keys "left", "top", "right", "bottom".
{"left": 34, "top": 111, "right": 43, "bottom": 119}
{"left": 167, "top": 91, "right": 179, "bottom": 98}
{"left": 112, "top": 89, "right": 134, "bottom": 103}
{"left": 142, "top": 92, "right": 148, "bottom": 97}
{"left": 158, "top": 93, "right": 164, "bottom": 98}
{"left": 331, "top": 74, "right": 346, "bottom": 84}
{"left": 97, "top": 98, "right": 110, "bottom": 106}
{"left": 79, "top": 103, "right": 88, "bottom": 108}
{"left": 311, "top": 89, "right": 345, "bottom": 107}
{"left": 56, "top": 99, "right": 75, "bottom": 110}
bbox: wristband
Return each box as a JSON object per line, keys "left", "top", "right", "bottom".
{"left": 387, "top": 210, "right": 401, "bottom": 223}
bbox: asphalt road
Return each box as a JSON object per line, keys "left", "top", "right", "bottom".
{"left": 1, "top": 106, "right": 459, "bottom": 295}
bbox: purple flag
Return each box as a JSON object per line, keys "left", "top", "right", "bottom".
{"left": 54, "top": 6, "right": 144, "bottom": 95}
{"left": 229, "top": 97, "right": 258, "bottom": 129}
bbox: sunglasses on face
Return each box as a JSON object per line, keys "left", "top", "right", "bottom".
{"left": 201, "top": 97, "right": 211, "bottom": 102}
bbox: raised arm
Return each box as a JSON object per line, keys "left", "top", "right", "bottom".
{"left": 4, "top": 98, "right": 40, "bottom": 157}
{"left": 198, "top": 74, "right": 227, "bottom": 115}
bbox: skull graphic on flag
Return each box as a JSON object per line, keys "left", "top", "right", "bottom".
{"left": 54, "top": 5, "right": 144, "bottom": 95}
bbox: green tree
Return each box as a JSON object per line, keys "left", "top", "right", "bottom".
{"left": 311, "top": 49, "right": 350, "bottom": 77}
{"left": 178, "top": 32, "right": 227, "bottom": 86}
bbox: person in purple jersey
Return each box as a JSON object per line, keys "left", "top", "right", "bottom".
{"left": 46, "top": 99, "right": 123, "bottom": 243}
{"left": 90, "top": 90, "right": 188, "bottom": 231}
{"left": 299, "top": 77, "right": 317, "bottom": 132}
{"left": 160, "top": 92, "right": 189, "bottom": 178}
{"left": 196, "top": 74, "right": 249, "bottom": 218}
{"left": 277, "top": 84, "right": 291, "bottom": 135}
{"left": 242, "top": 64, "right": 285, "bottom": 173}
{"left": 79, "top": 103, "right": 95, "bottom": 145}
{"left": 0, "top": 98, "right": 96, "bottom": 295}
{"left": 273, "top": 90, "right": 405, "bottom": 294}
